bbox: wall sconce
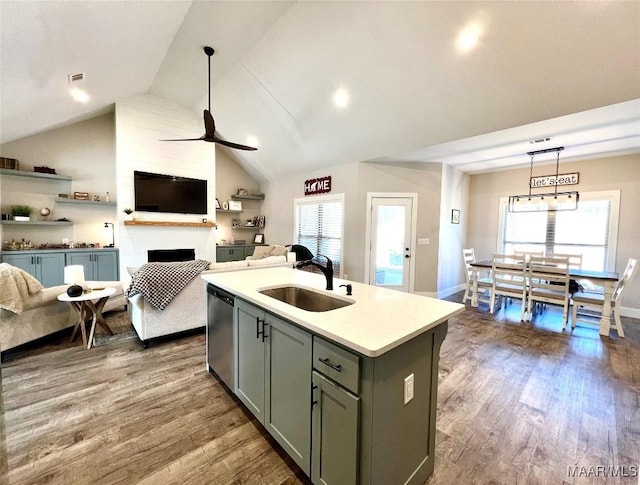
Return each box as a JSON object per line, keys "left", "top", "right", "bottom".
{"left": 104, "top": 222, "right": 115, "bottom": 247}
{"left": 508, "top": 147, "right": 579, "bottom": 213}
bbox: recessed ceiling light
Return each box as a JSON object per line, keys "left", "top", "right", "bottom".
{"left": 246, "top": 135, "right": 259, "bottom": 148}
{"left": 71, "top": 88, "right": 90, "bottom": 103}
{"left": 333, "top": 87, "right": 350, "bottom": 109}
{"left": 456, "top": 23, "right": 482, "bottom": 53}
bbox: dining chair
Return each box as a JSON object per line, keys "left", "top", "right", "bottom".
{"left": 462, "top": 248, "right": 492, "bottom": 304}
{"left": 514, "top": 249, "right": 544, "bottom": 263}
{"left": 571, "top": 257, "right": 638, "bottom": 338}
{"left": 490, "top": 253, "right": 527, "bottom": 321}
{"left": 527, "top": 255, "right": 571, "bottom": 329}
{"left": 547, "top": 252, "right": 583, "bottom": 270}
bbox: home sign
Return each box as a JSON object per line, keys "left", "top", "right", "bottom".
{"left": 530, "top": 172, "right": 579, "bottom": 188}
{"left": 304, "top": 176, "right": 332, "bottom": 195}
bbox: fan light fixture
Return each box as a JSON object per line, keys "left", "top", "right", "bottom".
{"left": 508, "top": 147, "right": 579, "bottom": 213}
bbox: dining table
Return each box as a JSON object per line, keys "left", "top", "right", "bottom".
{"left": 469, "top": 260, "right": 619, "bottom": 337}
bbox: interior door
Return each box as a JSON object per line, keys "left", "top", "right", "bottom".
{"left": 368, "top": 196, "right": 415, "bottom": 292}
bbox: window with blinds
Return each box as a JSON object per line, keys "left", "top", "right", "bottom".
{"left": 499, "top": 190, "right": 619, "bottom": 272}
{"left": 294, "top": 194, "right": 344, "bottom": 277}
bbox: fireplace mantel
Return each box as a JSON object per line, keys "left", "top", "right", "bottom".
{"left": 124, "top": 221, "right": 215, "bottom": 228}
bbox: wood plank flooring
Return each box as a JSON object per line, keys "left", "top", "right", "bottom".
{"left": 1, "top": 298, "right": 638, "bottom": 484}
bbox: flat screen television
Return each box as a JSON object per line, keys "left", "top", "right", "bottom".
{"left": 134, "top": 170, "right": 208, "bottom": 215}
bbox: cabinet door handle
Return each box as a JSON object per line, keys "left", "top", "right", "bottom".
{"left": 261, "top": 322, "right": 269, "bottom": 342}
{"left": 312, "top": 385, "right": 318, "bottom": 406}
{"left": 256, "top": 317, "right": 262, "bottom": 339}
{"left": 318, "top": 357, "right": 342, "bottom": 372}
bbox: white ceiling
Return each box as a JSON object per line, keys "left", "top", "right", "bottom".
{"left": 1, "top": 1, "right": 639, "bottom": 181}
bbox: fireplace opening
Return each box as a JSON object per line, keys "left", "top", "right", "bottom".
{"left": 148, "top": 248, "right": 195, "bottom": 262}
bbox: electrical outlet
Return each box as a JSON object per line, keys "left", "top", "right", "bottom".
{"left": 404, "top": 373, "right": 414, "bottom": 405}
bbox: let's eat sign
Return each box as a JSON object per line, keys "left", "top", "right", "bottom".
{"left": 530, "top": 172, "right": 579, "bottom": 188}
{"left": 304, "top": 176, "right": 332, "bottom": 195}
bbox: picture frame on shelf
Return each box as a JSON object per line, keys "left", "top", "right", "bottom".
{"left": 58, "top": 193, "right": 68, "bottom": 199}
{"left": 215, "top": 198, "right": 221, "bottom": 209}
{"left": 451, "top": 209, "right": 460, "bottom": 224}
{"left": 228, "top": 200, "right": 242, "bottom": 211}
{"left": 73, "top": 191, "right": 90, "bottom": 200}
{"left": 254, "top": 233, "right": 265, "bottom": 244}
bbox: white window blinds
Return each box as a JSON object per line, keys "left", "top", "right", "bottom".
{"left": 499, "top": 191, "right": 619, "bottom": 272}
{"left": 294, "top": 194, "right": 344, "bottom": 276}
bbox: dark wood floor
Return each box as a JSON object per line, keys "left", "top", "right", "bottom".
{"left": 1, "top": 297, "right": 638, "bottom": 484}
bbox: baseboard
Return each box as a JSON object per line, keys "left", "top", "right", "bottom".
{"left": 414, "top": 283, "right": 465, "bottom": 300}
{"left": 621, "top": 306, "right": 640, "bottom": 319}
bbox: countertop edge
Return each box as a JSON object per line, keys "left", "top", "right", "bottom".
{"left": 202, "top": 269, "right": 465, "bottom": 358}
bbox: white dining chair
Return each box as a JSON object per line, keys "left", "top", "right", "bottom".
{"left": 527, "top": 255, "right": 571, "bottom": 329}
{"left": 490, "top": 253, "right": 527, "bottom": 321}
{"left": 462, "top": 248, "right": 492, "bottom": 304}
{"left": 514, "top": 249, "right": 544, "bottom": 262}
{"left": 547, "top": 252, "right": 583, "bottom": 270}
{"left": 571, "top": 257, "right": 638, "bottom": 338}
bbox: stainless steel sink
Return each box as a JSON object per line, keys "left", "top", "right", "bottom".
{"left": 259, "top": 285, "right": 353, "bottom": 312}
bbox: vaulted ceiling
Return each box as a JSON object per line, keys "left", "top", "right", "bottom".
{"left": 1, "top": 1, "right": 639, "bottom": 181}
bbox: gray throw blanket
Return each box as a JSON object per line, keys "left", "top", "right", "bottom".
{"left": 126, "top": 259, "right": 210, "bottom": 310}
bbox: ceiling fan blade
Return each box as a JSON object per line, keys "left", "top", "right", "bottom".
{"left": 214, "top": 137, "right": 258, "bottom": 151}
{"left": 203, "top": 109, "right": 215, "bottom": 137}
{"left": 159, "top": 137, "right": 205, "bottom": 142}
{"left": 161, "top": 47, "right": 258, "bottom": 151}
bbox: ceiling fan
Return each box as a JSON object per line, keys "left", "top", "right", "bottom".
{"left": 161, "top": 46, "right": 257, "bottom": 151}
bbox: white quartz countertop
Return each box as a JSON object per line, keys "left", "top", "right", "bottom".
{"left": 202, "top": 267, "right": 464, "bottom": 357}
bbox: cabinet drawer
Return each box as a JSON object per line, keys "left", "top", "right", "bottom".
{"left": 313, "top": 336, "right": 360, "bottom": 394}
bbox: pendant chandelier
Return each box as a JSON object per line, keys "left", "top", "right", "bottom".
{"left": 508, "top": 146, "right": 579, "bottom": 212}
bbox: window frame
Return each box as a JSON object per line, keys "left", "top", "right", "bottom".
{"left": 293, "top": 193, "right": 345, "bottom": 278}
{"left": 497, "top": 190, "right": 620, "bottom": 271}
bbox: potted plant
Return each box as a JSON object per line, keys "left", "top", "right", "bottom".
{"left": 123, "top": 208, "right": 134, "bottom": 221}
{"left": 11, "top": 204, "right": 31, "bottom": 222}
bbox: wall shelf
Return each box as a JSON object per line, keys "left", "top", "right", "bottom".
{"left": 124, "top": 220, "right": 216, "bottom": 228}
{"left": 216, "top": 209, "right": 243, "bottom": 214}
{"left": 0, "top": 220, "right": 73, "bottom": 226}
{"left": 0, "top": 168, "right": 72, "bottom": 181}
{"left": 55, "top": 197, "right": 117, "bottom": 206}
{"left": 232, "top": 226, "right": 262, "bottom": 230}
{"left": 231, "top": 194, "right": 265, "bottom": 200}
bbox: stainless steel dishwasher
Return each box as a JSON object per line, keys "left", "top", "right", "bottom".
{"left": 206, "top": 284, "right": 235, "bottom": 390}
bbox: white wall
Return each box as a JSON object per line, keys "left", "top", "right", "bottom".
{"left": 262, "top": 161, "right": 443, "bottom": 292}
{"left": 215, "top": 147, "right": 262, "bottom": 245}
{"left": 1, "top": 114, "right": 117, "bottom": 247}
{"left": 115, "top": 94, "right": 216, "bottom": 280}
{"left": 437, "top": 164, "right": 469, "bottom": 298}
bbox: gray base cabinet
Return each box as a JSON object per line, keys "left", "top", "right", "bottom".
{"left": 232, "top": 299, "right": 448, "bottom": 484}
{"left": 217, "top": 245, "right": 257, "bottom": 262}
{"left": 66, "top": 250, "right": 119, "bottom": 281}
{"left": 312, "top": 371, "right": 360, "bottom": 484}
{"left": 2, "top": 251, "right": 65, "bottom": 288}
{"left": 1, "top": 249, "right": 119, "bottom": 286}
{"left": 235, "top": 299, "right": 312, "bottom": 475}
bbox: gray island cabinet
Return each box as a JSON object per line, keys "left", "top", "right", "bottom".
{"left": 203, "top": 267, "right": 463, "bottom": 484}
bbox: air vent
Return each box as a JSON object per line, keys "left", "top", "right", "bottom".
{"left": 528, "top": 137, "right": 551, "bottom": 145}
{"left": 68, "top": 72, "right": 85, "bottom": 84}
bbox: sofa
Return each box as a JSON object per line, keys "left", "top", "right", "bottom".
{"left": 127, "top": 249, "right": 292, "bottom": 347}
{"left": 0, "top": 276, "right": 127, "bottom": 354}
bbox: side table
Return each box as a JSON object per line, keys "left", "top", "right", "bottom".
{"left": 57, "top": 287, "right": 116, "bottom": 349}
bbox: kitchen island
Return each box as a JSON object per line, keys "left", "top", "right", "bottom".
{"left": 202, "top": 267, "right": 464, "bottom": 484}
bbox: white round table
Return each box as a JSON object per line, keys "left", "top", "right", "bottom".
{"left": 57, "top": 287, "right": 116, "bottom": 349}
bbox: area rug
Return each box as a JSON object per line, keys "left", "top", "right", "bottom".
{"left": 93, "top": 309, "right": 138, "bottom": 347}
